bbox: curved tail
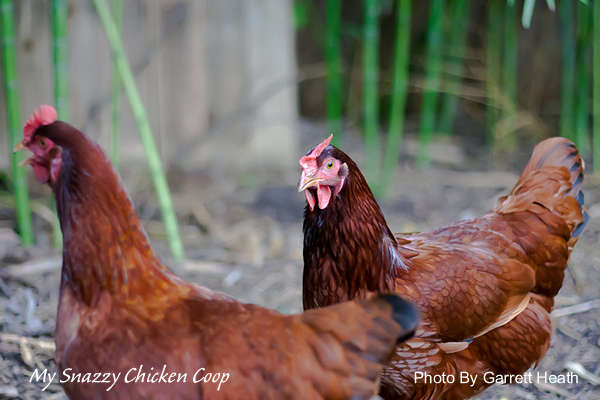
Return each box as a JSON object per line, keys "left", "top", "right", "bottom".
{"left": 496, "top": 137, "right": 588, "bottom": 247}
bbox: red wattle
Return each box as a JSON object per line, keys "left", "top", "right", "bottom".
{"left": 32, "top": 163, "right": 50, "bottom": 184}
{"left": 317, "top": 184, "right": 332, "bottom": 209}
{"left": 305, "top": 190, "right": 316, "bottom": 211}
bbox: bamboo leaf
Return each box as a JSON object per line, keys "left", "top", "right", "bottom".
{"left": 522, "top": 0, "right": 535, "bottom": 28}
{"left": 521, "top": 0, "right": 561, "bottom": 29}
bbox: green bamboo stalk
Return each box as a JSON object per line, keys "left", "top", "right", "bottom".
{"left": 0, "top": 0, "right": 34, "bottom": 245}
{"left": 560, "top": 0, "right": 576, "bottom": 140}
{"left": 574, "top": 1, "right": 591, "bottom": 155}
{"left": 52, "top": 0, "right": 69, "bottom": 121}
{"left": 326, "top": 0, "right": 342, "bottom": 146}
{"left": 486, "top": 0, "right": 503, "bottom": 146}
{"left": 110, "top": 0, "right": 123, "bottom": 170}
{"left": 363, "top": 0, "right": 380, "bottom": 183}
{"left": 501, "top": 0, "right": 518, "bottom": 147}
{"left": 51, "top": 0, "right": 69, "bottom": 248}
{"left": 380, "top": 0, "right": 411, "bottom": 196}
{"left": 438, "top": 0, "right": 470, "bottom": 136}
{"left": 503, "top": 1, "right": 518, "bottom": 114}
{"left": 594, "top": 0, "right": 600, "bottom": 172}
{"left": 92, "top": 0, "right": 184, "bottom": 260}
{"left": 417, "top": 0, "right": 444, "bottom": 165}
{"left": 293, "top": 0, "right": 309, "bottom": 29}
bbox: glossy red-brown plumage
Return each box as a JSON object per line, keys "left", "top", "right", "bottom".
{"left": 302, "top": 138, "right": 587, "bottom": 399}
{"left": 24, "top": 117, "right": 419, "bottom": 399}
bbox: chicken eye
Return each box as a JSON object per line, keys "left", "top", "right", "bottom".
{"left": 326, "top": 160, "right": 334, "bottom": 169}
{"left": 40, "top": 139, "right": 46, "bottom": 148}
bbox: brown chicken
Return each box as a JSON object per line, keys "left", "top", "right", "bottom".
{"left": 17, "top": 106, "right": 419, "bottom": 400}
{"left": 298, "top": 134, "right": 588, "bottom": 399}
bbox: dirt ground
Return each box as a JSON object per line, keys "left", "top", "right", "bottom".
{"left": 0, "top": 131, "right": 599, "bottom": 399}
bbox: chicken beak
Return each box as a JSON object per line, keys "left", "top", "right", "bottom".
{"left": 298, "top": 172, "right": 324, "bottom": 192}
{"left": 19, "top": 157, "right": 33, "bottom": 167}
{"left": 13, "top": 141, "right": 25, "bottom": 153}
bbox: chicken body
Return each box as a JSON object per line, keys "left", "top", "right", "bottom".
{"left": 20, "top": 107, "right": 418, "bottom": 399}
{"left": 300, "top": 137, "right": 588, "bottom": 399}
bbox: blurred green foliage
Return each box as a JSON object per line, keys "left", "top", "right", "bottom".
{"left": 299, "top": 0, "right": 598, "bottom": 195}
{"left": 0, "top": 0, "right": 33, "bottom": 245}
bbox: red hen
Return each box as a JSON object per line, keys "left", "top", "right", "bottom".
{"left": 299, "top": 134, "right": 588, "bottom": 399}
{"left": 18, "top": 107, "right": 419, "bottom": 400}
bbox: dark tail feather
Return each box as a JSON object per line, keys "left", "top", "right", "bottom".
{"left": 572, "top": 210, "right": 589, "bottom": 238}
{"left": 571, "top": 170, "right": 588, "bottom": 238}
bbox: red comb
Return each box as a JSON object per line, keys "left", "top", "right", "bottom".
{"left": 23, "top": 105, "right": 58, "bottom": 143}
{"left": 299, "top": 134, "right": 333, "bottom": 170}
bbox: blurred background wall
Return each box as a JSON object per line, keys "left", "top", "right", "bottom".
{"left": 0, "top": 0, "right": 299, "bottom": 177}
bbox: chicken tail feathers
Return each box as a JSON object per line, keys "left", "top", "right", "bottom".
{"left": 496, "top": 137, "right": 588, "bottom": 243}
{"left": 300, "top": 294, "right": 418, "bottom": 398}
{"left": 572, "top": 192, "right": 589, "bottom": 239}
{"left": 378, "top": 294, "right": 420, "bottom": 344}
